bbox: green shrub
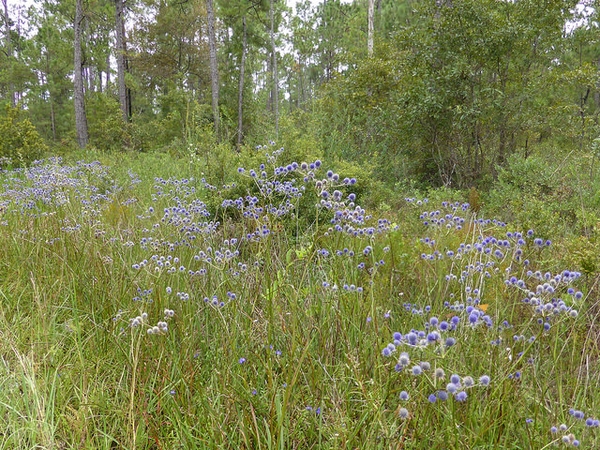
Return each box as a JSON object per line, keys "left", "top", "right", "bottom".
{"left": 87, "top": 94, "right": 129, "bottom": 151}
{"left": 0, "top": 104, "right": 47, "bottom": 167}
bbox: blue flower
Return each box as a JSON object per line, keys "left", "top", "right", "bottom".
{"left": 479, "top": 375, "right": 491, "bottom": 386}
{"left": 455, "top": 391, "right": 468, "bottom": 402}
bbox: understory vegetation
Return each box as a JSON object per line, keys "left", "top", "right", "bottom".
{"left": 2, "top": 0, "right": 600, "bottom": 448}
{"left": 1, "top": 145, "right": 599, "bottom": 449}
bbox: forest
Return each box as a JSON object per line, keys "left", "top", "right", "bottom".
{"left": 0, "top": 0, "right": 597, "bottom": 187}
{"left": 2, "top": 1, "right": 600, "bottom": 449}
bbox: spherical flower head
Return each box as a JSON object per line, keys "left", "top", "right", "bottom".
{"left": 435, "top": 368, "right": 446, "bottom": 379}
{"left": 399, "top": 352, "right": 410, "bottom": 366}
{"left": 445, "top": 337, "right": 456, "bottom": 347}
{"left": 411, "top": 366, "right": 422, "bottom": 376}
{"left": 469, "top": 312, "right": 479, "bottom": 324}
{"left": 399, "top": 391, "right": 409, "bottom": 401}
{"left": 420, "top": 361, "right": 431, "bottom": 371}
{"left": 450, "top": 374, "right": 461, "bottom": 385}
{"left": 382, "top": 347, "right": 392, "bottom": 357}
{"left": 550, "top": 426, "right": 558, "bottom": 434}
{"left": 446, "top": 383, "right": 458, "bottom": 394}
{"left": 455, "top": 391, "right": 468, "bottom": 402}
{"left": 399, "top": 407, "right": 409, "bottom": 419}
{"left": 437, "top": 390, "right": 448, "bottom": 401}
{"left": 573, "top": 410, "right": 585, "bottom": 420}
{"left": 479, "top": 375, "right": 491, "bottom": 386}
{"left": 463, "top": 376, "right": 474, "bottom": 388}
{"left": 239, "top": 357, "right": 246, "bottom": 364}
{"left": 586, "top": 418, "right": 594, "bottom": 427}
{"left": 428, "top": 394, "right": 437, "bottom": 403}
{"left": 427, "top": 331, "right": 440, "bottom": 342}
{"left": 407, "top": 333, "right": 418, "bottom": 346}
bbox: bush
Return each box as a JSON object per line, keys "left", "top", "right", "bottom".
{"left": 0, "top": 104, "right": 47, "bottom": 167}
{"left": 87, "top": 94, "right": 129, "bottom": 151}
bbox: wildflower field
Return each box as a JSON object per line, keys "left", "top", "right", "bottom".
{"left": 0, "top": 145, "right": 599, "bottom": 449}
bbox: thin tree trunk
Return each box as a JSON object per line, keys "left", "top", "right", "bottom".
{"left": 106, "top": 52, "right": 111, "bottom": 90}
{"left": 298, "top": 56, "right": 304, "bottom": 107}
{"left": 206, "top": 0, "right": 219, "bottom": 137}
{"left": 74, "top": 0, "right": 88, "bottom": 148}
{"left": 46, "top": 51, "right": 56, "bottom": 141}
{"left": 270, "top": 0, "right": 278, "bottom": 136}
{"left": 2, "top": 0, "right": 15, "bottom": 106}
{"left": 595, "top": 57, "right": 600, "bottom": 110}
{"left": 237, "top": 15, "right": 247, "bottom": 151}
{"left": 367, "top": 0, "right": 374, "bottom": 57}
{"left": 115, "top": 0, "right": 130, "bottom": 122}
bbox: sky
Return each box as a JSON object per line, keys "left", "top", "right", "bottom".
{"left": 287, "top": 0, "right": 352, "bottom": 13}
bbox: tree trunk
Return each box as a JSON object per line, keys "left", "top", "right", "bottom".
{"left": 45, "top": 50, "right": 56, "bottom": 141}
{"left": 595, "top": 57, "right": 600, "bottom": 110}
{"left": 2, "top": 0, "right": 15, "bottom": 106}
{"left": 206, "top": 0, "right": 219, "bottom": 137}
{"left": 74, "top": 0, "right": 88, "bottom": 148}
{"left": 270, "top": 0, "right": 279, "bottom": 136}
{"left": 367, "top": 0, "right": 374, "bottom": 57}
{"left": 106, "top": 52, "right": 111, "bottom": 90}
{"left": 237, "top": 15, "right": 247, "bottom": 151}
{"left": 115, "top": 0, "right": 130, "bottom": 122}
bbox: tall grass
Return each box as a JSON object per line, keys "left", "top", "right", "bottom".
{"left": 0, "top": 147, "right": 598, "bottom": 449}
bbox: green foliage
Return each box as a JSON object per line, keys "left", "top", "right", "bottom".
{"left": 87, "top": 94, "right": 129, "bottom": 151}
{"left": 482, "top": 147, "right": 600, "bottom": 244}
{"left": 0, "top": 104, "right": 47, "bottom": 166}
{"left": 1, "top": 151, "right": 600, "bottom": 448}
{"left": 315, "top": 0, "right": 588, "bottom": 188}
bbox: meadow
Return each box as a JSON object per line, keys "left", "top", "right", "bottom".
{"left": 0, "top": 144, "right": 599, "bottom": 449}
